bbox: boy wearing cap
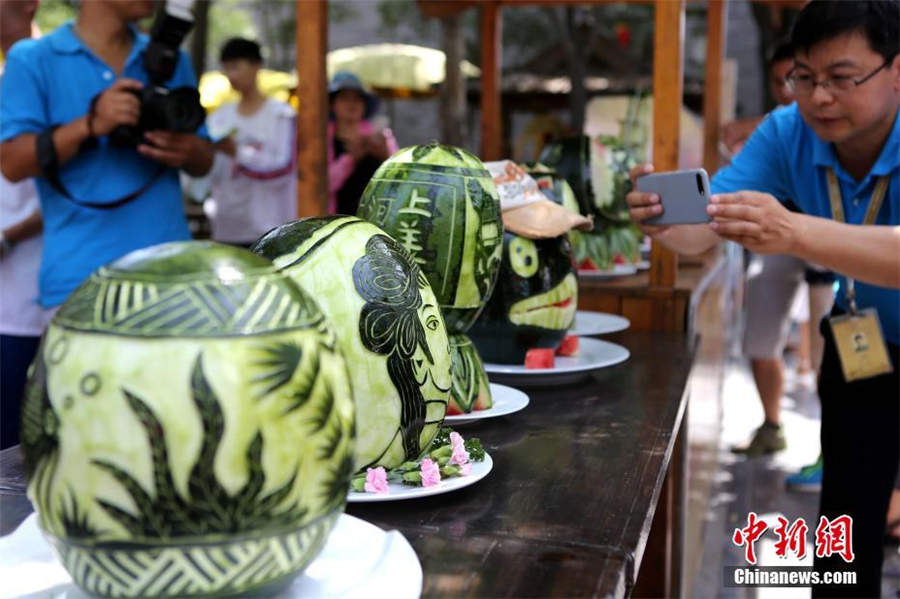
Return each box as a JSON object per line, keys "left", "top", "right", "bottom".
{"left": 202, "top": 38, "right": 297, "bottom": 246}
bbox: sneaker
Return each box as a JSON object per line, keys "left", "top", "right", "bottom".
{"left": 786, "top": 456, "right": 823, "bottom": 492}
{"left": 731, "top": 422, "right": 787, "bottom": 456}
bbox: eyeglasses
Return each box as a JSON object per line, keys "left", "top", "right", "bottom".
{"left": 785, "top": 58, "right": 893, "bottom": 96}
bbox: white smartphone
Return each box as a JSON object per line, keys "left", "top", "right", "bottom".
{"left": 637, "top": 168, "right": 712, "bottom": 225}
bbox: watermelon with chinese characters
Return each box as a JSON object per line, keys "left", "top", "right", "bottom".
{"left": 357, "top": 143, "right": 502, "bottom": 414}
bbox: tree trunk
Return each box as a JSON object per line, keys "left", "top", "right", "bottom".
{"left": 568, "top": 46, "right": 587, "bottom": 134}
{"left": 552, "top": 7, "right": 587, "bottom": 134}
{"left": 189, "top": 0, "right": 210, "bottom": 80}
{"left": 439, "top": 14, "right": 467, "bottom": 148}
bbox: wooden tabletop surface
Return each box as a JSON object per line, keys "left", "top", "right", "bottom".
{"left": 0, "top": 329, "right": 692, "bottom": 598}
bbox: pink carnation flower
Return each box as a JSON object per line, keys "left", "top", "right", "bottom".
{"left": 364, "top": 467, "right": 389, "bottom": 494}
{"left": 449, "top": 432, "right": 470, "bottom": 466}
{"left": 420, "top": 458, "right": 442, "bottom": 487}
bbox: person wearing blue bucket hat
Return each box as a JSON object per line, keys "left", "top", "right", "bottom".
{"left": 328, "top": 70, "right": 397, "bottom": 214}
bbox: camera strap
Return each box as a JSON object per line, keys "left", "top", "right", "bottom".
{"left": 36, "top": 126, "right": 166, "bottom": 211}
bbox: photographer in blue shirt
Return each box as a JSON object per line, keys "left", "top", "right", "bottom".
{"left": 0, "top": 0, "right": 213, "bottom": 310}
{"left": 627, "top": 1, "right": 898, "bottom": 595}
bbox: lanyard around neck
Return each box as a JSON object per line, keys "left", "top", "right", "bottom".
{"left": 826, "top": 168, "right": 890, "bottom": 313}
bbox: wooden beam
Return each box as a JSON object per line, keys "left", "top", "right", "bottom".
{"left": 501, "top": 0, "right": 653, "bottom": 5}
{"left": 418, "top": 0, "right": 476, "bottom": 19}
{"left": 649, "top": 0, "right": 684, "bottom": 289}
{"left": 480, "top": 1, "right": 502, "bottom": 161}
{"left": 421, "top": 0, "right": 650, "bottom": 18}
{"left": 702, "top": 0, "right": 727, "bottom": 175}
{"left": 295, "top": 0, "right": 328, "bottom": 217}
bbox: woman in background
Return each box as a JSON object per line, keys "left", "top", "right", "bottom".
{"left": 328, "top": 71, "right": 397, "bottom": 215}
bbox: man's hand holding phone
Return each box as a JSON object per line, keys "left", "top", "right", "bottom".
{"left": 625, "top": 164, "right": 720, "bottom": 256}
{"left": 626, "top": 164, "right": 670, "bottom": 237}
{"left": 627, "top": 163, "right": 798, "bottom": 256}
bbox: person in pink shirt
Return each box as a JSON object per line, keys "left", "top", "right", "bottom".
{"left": 328, "top": 71, "right": 397, "bottom": 215}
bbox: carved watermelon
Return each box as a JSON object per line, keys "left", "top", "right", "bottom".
{"left": 524, "top": 162, "right": 581, "bottom": 215}
{"left": 535, "top": 140, "right": 643, "bottom": 270}
{"left": 22, "top": 241, "right": 354, "bottom": 598}
{"left": 469, "top": 232, "right": 578, "bottom": 364}
{"left": 252, "top": 216, "right": 452, "bottom": 470}
{"left": 357, "top": 142, "right": 503, "bottom": 333}
{"left": 357, "top": 143, "right": 502, "bottom": 413}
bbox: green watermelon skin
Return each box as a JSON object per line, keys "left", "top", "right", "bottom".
{"left": 469, "top": 232, "right": 577, "bottom": 364}
{"left": 537, "top": 137, "right": 644, "bottom": 269}
{"left": 538, "top": 135, "right": 639, "bottom": 227}
{"left": 357, "top": 143, "right": 503, "bottom": 335}
{"left": 446, "top": 334, "right": 492, "bottom": 415}
{"left": 253, "top": 216, "right": 452, "bottom": 471}
{"left": 22, "top": 241, "right": 354, "bottom": 598}
{"left": 524, "top": 163, "right": 581, "bottom": 216}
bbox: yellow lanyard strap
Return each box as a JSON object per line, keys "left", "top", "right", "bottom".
{"left": 825, "top": 168, "right": 890, "bottom": 313}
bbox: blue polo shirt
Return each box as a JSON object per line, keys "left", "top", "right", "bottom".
{"left": 711, "top": 103, "right": 900, "bottom": 345}
{"left": 0, "top": 21, "right": 200, "bottom": 308}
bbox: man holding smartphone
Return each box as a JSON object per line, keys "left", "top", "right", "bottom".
{"left": 627, "top": 1, "right": 898, "bottom": 595}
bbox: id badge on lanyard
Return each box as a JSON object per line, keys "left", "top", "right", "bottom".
{"left": 825, "top": 169, "right": 893, "bottom": 381}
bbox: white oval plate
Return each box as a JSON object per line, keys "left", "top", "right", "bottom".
{"left": 482, "top": 338, "right": 629, "bottom": 383}
{"left": 444, "top": 384, "right": 529, "bottom": 425}
{"left": 0, "top": 513, "right": 422, "bottom": 599}
{"left": 348, "top": 452, "right": 493, "bottom": 503}
{"left": 578, "top": 264, "right": 638, "bottom": 278}
{"left": 569, "top": 310, "right": 630, "bottom": 337}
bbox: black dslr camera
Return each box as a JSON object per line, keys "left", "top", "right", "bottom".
{"left": 110, "top": 1, "right": 206, "bottom": 147}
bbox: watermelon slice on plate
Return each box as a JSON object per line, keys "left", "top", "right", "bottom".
{"left": 556, "top": 335, "right": 580, "bottom": 357}
{"left": 524, "top": 348, "right": 555, "bottom": 369}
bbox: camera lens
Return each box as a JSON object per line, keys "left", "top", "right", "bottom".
{"left": 163, "top": 87, "right": 205, "bottom": 133}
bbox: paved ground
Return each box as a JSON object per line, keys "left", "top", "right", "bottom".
{"left": 691, "top": 354, "right": 900, "bottom": 598}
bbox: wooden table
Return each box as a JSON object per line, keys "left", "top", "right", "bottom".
{"left": 0, "top": 329, "right": 692, "bottom": 598}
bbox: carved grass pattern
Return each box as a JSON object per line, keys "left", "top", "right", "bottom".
{"left": 94, "top": 355, "right": 307, "bottom": 539}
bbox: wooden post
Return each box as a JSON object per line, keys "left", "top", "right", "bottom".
{"left": 702, "top": 0, "right": 726, "bottom": 175}
{"left": 649, "top": 0, "right": 684, "bottom": 288}
{"left": 440, "top": 13, "right": 467, "bottom": 147}
{"left": 295, "top": 0, "right": 329, "bottom": 217}
{"left": 480, "top": 1, "right": 502, "bottom": 160}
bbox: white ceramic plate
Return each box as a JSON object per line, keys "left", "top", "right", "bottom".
{"left": 578, "top": 264, "right": 638, "bottom": 278}
{"left": 0, "top": 513, "right": 422, "bottom": 599}
{"left": 347, "top": 452, "right": 493, "bottom": 503}
{"left": 444, "top": 383, "right": 529, "bottom": 425}
{"left": 569, "top": 310, "right": 630, "bottom": 337}
{"left": 482, "top": 338, "right": 629, "bottom": 386}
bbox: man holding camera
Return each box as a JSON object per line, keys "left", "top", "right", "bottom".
{"left": 0, "top": 0, "right": 213, "bottom": 312}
